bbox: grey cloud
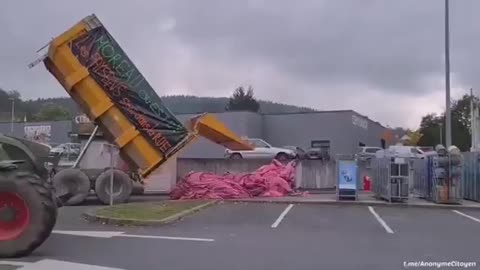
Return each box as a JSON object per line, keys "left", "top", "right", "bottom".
{"left": 0, "top": 0, "right": 479, "bottom": 128}
{"left": 168, "top": 0, "right": 452, "bottom": 93}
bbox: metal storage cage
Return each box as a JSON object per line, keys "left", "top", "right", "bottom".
{"left": 412, "top": 158, "right": 429, "bottom": 198}
{"left": 420, "top": 152, "right": 463, "bottom": 204}
{"left": 463, "top": 152, "right": 480, "bottom": 202}
{"left": 371, "top": 156, "right": 409, "bottom": 202}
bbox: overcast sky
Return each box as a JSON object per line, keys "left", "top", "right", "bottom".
{"left": 1, "top": 0, "right": 478, "bottom": 129}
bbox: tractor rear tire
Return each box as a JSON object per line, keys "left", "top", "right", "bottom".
{"left": 0, "top": 171, "right": 57, "bottom": 258}
{"left": 52, "top": 168, "right": 90, "bottom": 206}
{"left": 95, "top": 169, "right": 133, "bottom": 205}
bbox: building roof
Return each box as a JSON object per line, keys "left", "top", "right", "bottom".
{"left": 175, "top": 110, "right": 388, "bottom": 129}
{"left": 261, "top": 110, "right": 387, "bottom": 129}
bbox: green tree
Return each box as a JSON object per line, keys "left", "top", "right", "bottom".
{"left": 451, "top": 94, "right": 472, "bottom": 151}
{"left": 417, "top": 114, "right": 443, "bottom": 147}
{"left": 7, "top": 90, "right": 21, "bottom": 100}
{"left": 34, "top": 103, "right": 71, "bottom": 121}
{"left": 0, "top": 88, "right": 12, "bottom": 109}
{"left": 226, "top": 86, "right": 260, "bottom": 112}
{"left": 417, "top": 94, "right": 473, "bottom": 151}
{"left": 404, "top": 130, "right": 423, "bottom": 146}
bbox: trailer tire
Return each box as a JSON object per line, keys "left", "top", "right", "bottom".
{"left": 95, "top": 169, "right": 132, "bottom": 205}
{"left": 52, "top": 168, "right": 90, "bottom": 206}
{"left": 0, "top": 171, "right": 57, "bottom": 258}
{"left": 131, "top": 181, "right": 145, "bottom": 195}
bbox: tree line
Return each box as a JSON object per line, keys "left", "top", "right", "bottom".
{"left": 416, "top": 94, "right": 473, "bottom": 151}
{"left": 0, "top": 86, "right": 315, "bottom": 123}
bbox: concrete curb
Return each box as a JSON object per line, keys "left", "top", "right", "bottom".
{"left": 228, "top": 199, "right": 480, "bottom": 210}
{"left": 83, "top": 200, "right": 217, "bottom": 226}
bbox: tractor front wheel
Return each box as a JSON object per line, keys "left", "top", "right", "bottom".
{"left": 0, "top": 172, "right": 57, "bottom": 258}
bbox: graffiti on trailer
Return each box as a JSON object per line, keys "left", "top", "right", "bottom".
{"left": 119, "top": 97, "right": 172, "bottom": 153}
{"left": 69, "top": 26, "right": 188, "bottom": 155}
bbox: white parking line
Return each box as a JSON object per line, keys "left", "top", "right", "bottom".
{"left": 121, "top": 234, "right": 215, "bottom": 242}
{"left": 452, "top": 210, "right": 480, "bottom": 223}
{"left": 0, "top": 259, "right": 126, "bottom": 270}
{"left": 368, "top": 206, "right": 394, "bottom": 234}
{"left": 52, "top": 230, "right": 215, "bottom": 242}
{"left": 271, "top": 204, "right": 294, "bottom": 228}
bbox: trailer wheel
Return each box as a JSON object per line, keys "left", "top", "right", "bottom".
{"left": 131, "top": 181, "right": 145, "bottom": 195}
{"left": 52, "top": 168, "right": 90, "bottom": 206}
{"left": 0, "top": 172, "right": 57, "bottom": 258}
{"left": 94, "top": 169, "right": 133, "bottom": 205}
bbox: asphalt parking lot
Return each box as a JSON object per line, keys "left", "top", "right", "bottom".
{"left": 1, "top": 202, "right": 480, "bottom": 270}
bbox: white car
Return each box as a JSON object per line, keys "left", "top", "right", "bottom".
{"left": 375, "top": 145, "right": 425, "bottom": 159}
{"left": 355, "top": 146, "right": 383, "bottom": 161}
{"left": 50, "top": 143, "right": 81, "bottom": 155}
{"left": 225, "top": 138, "right": 296, "bottom": 161}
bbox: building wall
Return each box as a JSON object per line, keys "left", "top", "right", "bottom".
{"left": 0, "top": 111, "right": 386, "bottom": 159}
{"left": 176, "top": 110, "right": 386, "bottom": 159}
{"left": 0, "top": 120, "right": 72, "bottom": 145}
{"left": 263, "top": 111, "right": 387, "bottom": 157}
{"left": 175, "top": 112, "right": 262, "bottom": 158}
{"left": 345, "top": 111, "right": 387, "bottom": 152}
{"left": 263, "top": 111, "right": 352, "bottom": 156}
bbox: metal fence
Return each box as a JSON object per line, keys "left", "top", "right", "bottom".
{"left": 295, "top": 160, "right": 336, "bottom": 189}
{"left": 371, "top": 157, "right": 409, "bottom": 202}
{"left": 463, "top": 152, "right": 480, "bottom": 202}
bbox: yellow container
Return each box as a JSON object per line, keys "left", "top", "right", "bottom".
{"left": 42, "top": 14, "right": 252, "bottom": 178}
{"left": 42, "top": 14, "right": 194, "bottom": 178}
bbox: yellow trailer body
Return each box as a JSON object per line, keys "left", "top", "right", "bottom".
{"left": 42, "top": 14, "right": 252, "bottom": 178}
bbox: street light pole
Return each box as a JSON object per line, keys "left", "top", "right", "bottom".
{"left": 439, "top": 123, "right": 443, "bottom": 145}
{"left": 9, "top": 97, "right": 15, "bottom": 136}
{"left": 444, "top": 0, "right": 452, "bottom": 147}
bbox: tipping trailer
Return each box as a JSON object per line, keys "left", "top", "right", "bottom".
{"left": 42, "top": 13, "right": 252, "bottom": 175}
{"left": 0, "top": 14, "right": 253, "bottom": 258}
{"left": 45, "top": 14, "right": 254, "bottom": 205}
{"left": 41, "top": 14, "right": 253, "bottom": 205}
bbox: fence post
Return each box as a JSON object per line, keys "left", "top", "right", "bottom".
{"left": 103, "top": 143, "right": 118, "bottom": 206}
{"left": 110, "top": 147, "right": 115, "bottom": 206}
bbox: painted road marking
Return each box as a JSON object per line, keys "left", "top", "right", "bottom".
{"left": 452, "top": 210, "right": 480, "bottom": 223}
{"left": 368, "top": 206, "right": 394, "bottom": 234}
{"left": 52, "top": 230, "right": 215, "bottom": 242}
{"left": 52, "top": 230, "right": 125, "bottom": 238}
{"left": 121, "top": 234, "right": 214, "bottom": 242}
{"left": 271, "top": 204, "right": 294, "bottom": 228}
{"left": 0, "top": 259, "right": 125, "bottom": 270}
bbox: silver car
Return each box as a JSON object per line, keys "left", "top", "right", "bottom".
{"left": 225, "top": 138, "right": 296, "bottom": 161}
{"left": 355, "top": 146, "right": 383, "bottom": 161}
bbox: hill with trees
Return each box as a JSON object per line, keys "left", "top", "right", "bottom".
{"left": 0, "top": 86, "right": 316, "bottom": 122}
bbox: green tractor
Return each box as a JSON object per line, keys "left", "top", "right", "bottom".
{"left": 0, "top": 134, "right": 59, "bottom": 258}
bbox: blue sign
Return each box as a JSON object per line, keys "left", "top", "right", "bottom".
{"left": 338, "top": 160, "right": 358, "bottom": 190}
